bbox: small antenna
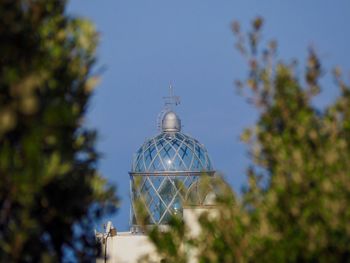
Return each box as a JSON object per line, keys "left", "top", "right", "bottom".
{"left": 157, "top": 84, "right": 181, "bottom": 131}
{"left": 163, "top": 84, "right": 180, "bottom": 110}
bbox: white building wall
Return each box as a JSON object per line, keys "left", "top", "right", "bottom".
{"left": 97, "top": 232, "right": 159, "bottom": 263}
{"left": 97, "top": 207, "right": 216, "bottom": 263}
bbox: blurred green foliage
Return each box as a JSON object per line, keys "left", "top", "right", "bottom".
{"left": 144, "top": 18, "right": 350, "bottom": 263}
{"left": 0, "top": 1, "right": 117, "bottom": 262}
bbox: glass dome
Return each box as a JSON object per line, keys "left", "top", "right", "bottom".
{"left": 132, "top": 132, "right": 213, "bottom": 173}
{"left": 129, "top": 109, "right": 214, "bottom": 228}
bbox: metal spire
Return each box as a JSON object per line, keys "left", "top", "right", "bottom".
{"left": 157, "top": 84, "right": 181, "bottom": 131}
{"left": 163, "top": 84, "right": 180, "bottom": 110}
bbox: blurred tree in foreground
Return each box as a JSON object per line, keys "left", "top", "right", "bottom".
{"left": 144, "top": 18, "right": 350, "bottom": 263}
{"left": 0, "top": 1, "right": 117, "bottom": 262}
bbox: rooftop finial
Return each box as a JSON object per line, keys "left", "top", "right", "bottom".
{"left": 163, "top": 84, "right": 180, "bottom": 110}
{"left": 161, "top": 111, "right": 181, "bottom": 132}
{"left": 157, "top": 84, "right": 181, "bottom": 132}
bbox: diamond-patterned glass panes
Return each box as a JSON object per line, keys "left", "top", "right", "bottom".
{"left": 132, "top": 132, "right": 213, "bottom": 173}
{"left": 131, "top": 175, "right": 200, "bottom": 225}
{"left": 131, "top": 130, "right": 214, "bottom": 226}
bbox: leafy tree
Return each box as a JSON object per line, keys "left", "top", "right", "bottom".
{"left": 143, "top": 18, "right": 350, "bottom": 263}
{"left": 0, "top": 1, "right": 117, "bottom": 262}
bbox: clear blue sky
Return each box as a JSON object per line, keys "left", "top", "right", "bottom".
{"left": 67, "top": 0, "right": 350, "bottom": 231}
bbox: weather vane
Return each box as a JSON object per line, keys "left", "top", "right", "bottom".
{"left": 157, "top": 84, "right": 181, "bottom": 131}
{"left": 163, "top": 84, "right": 180, "bottom": 110}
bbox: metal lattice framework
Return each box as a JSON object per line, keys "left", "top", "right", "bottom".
{"left": 132, "top": 132, "right": 212, "bottom": 172}
{"left": 130, "top": 131, "right": 214, "bottom": 226}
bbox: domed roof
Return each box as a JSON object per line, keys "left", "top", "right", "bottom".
{"left": 131, "top": 132, "right": 213, "bottom": 173}
{"left": 161, "top": 111, "right": 181, "bottom": 132}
